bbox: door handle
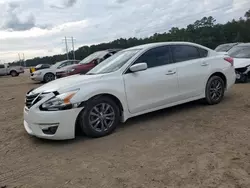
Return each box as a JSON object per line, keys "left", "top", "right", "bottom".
{"left": 201, "top": 62, "right": 209, "bottom": 66}
{"left": 165, "top": 70, "right": 176, "bottom": 75}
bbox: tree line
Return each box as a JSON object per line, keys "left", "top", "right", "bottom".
{"left": 10, "top": 9, "right": 250, "bottom": 67}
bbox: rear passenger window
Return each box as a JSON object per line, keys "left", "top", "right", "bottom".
{"left": 135, "top": 46, "right": 171, "bottom": 68}
{"left": 171, "top": 45, "right": 200, "bottom": 62}
{"left": 0, "top": 65, "right": 5, "bottom": 68}
{"left": 198, "top": 48, "right": 208, "bottom": 57}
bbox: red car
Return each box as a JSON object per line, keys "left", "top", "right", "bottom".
{"left": 56, "top": 49, "right": 121, "bottom": 78}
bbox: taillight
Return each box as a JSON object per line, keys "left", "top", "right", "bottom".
{"left": 224, "top": 57, "right": 234, "bottom": 66}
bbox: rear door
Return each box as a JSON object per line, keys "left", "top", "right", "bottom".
{"left": 170, "top": 45, "right": 210, "bottom": 100}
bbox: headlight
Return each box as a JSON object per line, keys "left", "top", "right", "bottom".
{"left": 35, "top": 71, "right": 42, "bottom": 75}
{"left": 67, "top": 69, "right": 75, "bottom": 73}
{"left": 40, "top": 89, "right": 79, "bottom": 111}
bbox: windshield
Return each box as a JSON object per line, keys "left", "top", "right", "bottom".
{"left": 215, "top": 44, "right": 236, "bottom": 52}
{"left": 86, "top": 49, "right": 140, "bottom": 75}
{"left": 51, "top": 61, "right": 65, "bottom": 69}
{"left": 79, "top": 51, "right": 107, "bottom": 64}
{"left": 228, "top": 46, "right": 250, "bottom": 58}
{"left": 35, "top": 64, "right": 42, "bottom": 68}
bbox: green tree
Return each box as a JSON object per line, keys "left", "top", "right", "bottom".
{"left": 8, "top": 10, "right": 250, "bottom": 67}
{"left": 244, "top": 9, "right": 250, "bottom": 19}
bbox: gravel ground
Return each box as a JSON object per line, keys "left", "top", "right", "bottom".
{"left": 0, "top": 74, "right": 250, "bottom": 188}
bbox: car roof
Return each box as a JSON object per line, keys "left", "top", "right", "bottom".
{"left": 126, "top": 42, "right": 211, "bottom": 51}
{"left": 106, "top": 48, "right": 122, "bottom": 52}
{"left": 57, "top": 60, "right": 79, "bottom": 63}
{"left": 218, "top": 43, "right": 238, "bottom": 46}
{"left": 236, "top": 43, "right": 250, "bottom": 47}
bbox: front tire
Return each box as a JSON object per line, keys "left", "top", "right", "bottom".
{"left": 205, "top": 76, "right": 225, "bottom": 105}
{"left": 43, "top": 73, "right": 55, "bottom": 83}
{"left": 79, "top": 96, "right": 120, "bottom": 138}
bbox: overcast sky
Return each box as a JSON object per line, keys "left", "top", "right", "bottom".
{"left": 0, "top": 0, "right": 249, "bottom": 63}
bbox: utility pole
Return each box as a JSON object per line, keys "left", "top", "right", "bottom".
{"left": 71, "top": 36, "right": 76, "bottom": 60}
{"left": 62, "top": 37, "right": 76, "bottom": 60}
{"left": 64, "top": 36, "right": 69, "bottom": 60}
{"left": 23, "top": 53, "right": 26, "bottom": 67}
{"left": 18, "top": 53, "right": 21, "bottom": 66}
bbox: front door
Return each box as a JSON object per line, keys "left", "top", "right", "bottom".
{"left": 123, "top": 46, "right": 179, "bottom": 114}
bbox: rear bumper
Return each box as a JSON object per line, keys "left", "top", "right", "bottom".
{"left": 223, "top": 67, "right": 236, "bottom": 90}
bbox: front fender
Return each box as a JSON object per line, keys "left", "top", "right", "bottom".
{"left": 70, "top": 80, "right": 128, "bottom": 113}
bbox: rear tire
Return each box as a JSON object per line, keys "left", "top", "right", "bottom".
{"left": 78, "top": 96, "right": 120, "bottom": 138}
{"left": 205, "top": 76, "right": 225, "bottom": 105}
{"left": 10, "top": 71, "right": 18, "bottom": 77}
{"left": 43, "top": 73, "right": 55, "bottom": 83}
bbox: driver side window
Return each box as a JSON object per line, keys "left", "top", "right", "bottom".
{"left": 58, "top": 62, "right": 66, "bottom": 69}
{"left": 134, "top": 46, "right": 172, "bottom": 68}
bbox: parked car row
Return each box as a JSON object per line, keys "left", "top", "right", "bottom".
{"left": 0, "top": 63, "right": 24, "bottom": 77}
{"left": 24, "top": 42, "right": 236, "bottom": 140}
{"left": 215, "top": 43, "right": 250, "bottom": 83}
{"left": 56, "top": 49, "right": 121, "bottom": 79}
{"left": 30, "top": 60, "right": 80, "bottom": 83}
{"left": 30, "top": 49, "right": 121, "bottom": 83}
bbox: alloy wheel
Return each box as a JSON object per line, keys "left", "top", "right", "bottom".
{"left": 209, "top": 79, "right": 223, "bottom": 101}
{"left": 88, "top": 103, "right": 115, "bottom": 132}
{"left": 45, "top": 74, "right": 54, "bottom": 82}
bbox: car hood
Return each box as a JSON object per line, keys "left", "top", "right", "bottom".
{"left": 234, "top": 58, "right": 250, "bottom": 69}
{"left": 33, "top": 68, "right": 55, "bottom": 74}
{"left": 32, "top": 74, "right": 104, "bottom": 94}
{"left": 217, "top": 51, "right": 228, "bottom": 55}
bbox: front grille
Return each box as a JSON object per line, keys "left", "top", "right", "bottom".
{"left": 235, "top": 67, "right": 247, "bottom": 73}
{"left": 25, "top": 93, "right": 42, "bottom": 109}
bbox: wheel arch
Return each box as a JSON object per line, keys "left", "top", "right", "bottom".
{"left": 74, "top": 93, "right": 125, "bottom": 136}
{"left": 44, "top": 72, "right": 55, "bottom": 76}
{"left": 43, "top": 72, "right": 55, "bottom": 80}
{"left": 10, "top": 70, "right": 17, "bottom": 74}
{"left": 10, "top": 70, "right": 18, "bottom": 76}
{"left": 207, "top": 72, "right": 227, "bottom": 88}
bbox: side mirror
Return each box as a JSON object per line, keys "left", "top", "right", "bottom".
{"left": 93, "top": 59, "right": 100, "bottom": 65}
{"left": 129, "top": 63, "right": 147, "bottom": 73}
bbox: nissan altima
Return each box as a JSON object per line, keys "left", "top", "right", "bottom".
{"left": 24, "top": 42, "right": 236, "bottom": 140}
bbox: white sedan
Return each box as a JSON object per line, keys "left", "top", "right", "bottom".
{"left": 227, "top": 43, "right": 250, "bottom": 83}
{"left": 24, "top": 42, "right": 236, "bottom": 140}
{"left": 30, "top": 60, "right": 79, "bottom": 83}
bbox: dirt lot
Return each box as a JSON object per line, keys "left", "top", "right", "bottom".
{"left": 0, "top": 74, "right": 250, "bottom": 188}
